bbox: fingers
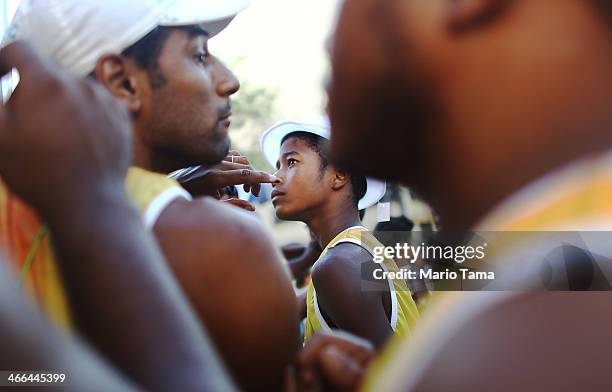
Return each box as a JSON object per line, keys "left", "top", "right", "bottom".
{"left": 318, "top": 346, "right": 364, "bottom": 391}
{"left": 282, "top": 365, "right": 298, "bottom": 392}
{"left": 222, "top": 152, "right": 273, "bottom": 197}
{"left": 0, "top": 41, "right": 51, "bottom": 82}
{"left": 222, "top": 198, "right": 256, "bottom": 212}
{"left": 245, "top": 182, "right": 261, "bottom": 198}
{"left": 0, "top": 42, "right": 54, "bottom": 137}
{"left": 224, "top": 154, "right": 249, "bottom": 166}
{"left": 214, "top": 169, "right": 279, "bottom": 189}
{"left": 296, "top": 333, "right": 372, "bottom": 392}
{"left": 218, "top": 161, "right": 261, "bottom": 196}
{"left": 297, "top": 332, "right": 373, "bottom": 366}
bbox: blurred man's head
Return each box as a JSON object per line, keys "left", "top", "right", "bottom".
{"left": 272, "top": 132, "right": 366, "bottom": 222}
{"left": 6, "top": 0, "right": 250, "bottom": 172}
{"left": 328, "top": 0, "right": 612, "bottom": 216}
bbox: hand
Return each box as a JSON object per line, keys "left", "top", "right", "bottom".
{"left": 286, "top": 240, "right": 322, "bottom": 285}
{"left": 221, "top": 197, "right": 256, "bottom": 212}
{"left": 0, "top": 42, "right": 132, "bottom": 219}
{"left": 172, "top": 151, "right": 279, "bottom": 198}
{"left": 294, "top": 332, "right": 375, "bottom": 392}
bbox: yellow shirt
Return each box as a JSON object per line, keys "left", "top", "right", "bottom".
{"left": 0, "top": 167, "right": 191, "bottom": 330}
{"left": 304, "top": 226, "right": 421, "bottom": 342}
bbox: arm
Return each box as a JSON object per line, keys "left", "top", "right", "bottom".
{"left": 0, "top": 42, "right": 232, "bottom": 391}
{"left": 173, "top": 150, "right": 278, "bottom": 198}
{"left": 312, "top": 244, "right": 393, "bottom": 348}
{"left": 46, "top": 189, "right": 233, "bottom": 392}
{"left": 0, "top": 261, "right": 136, "bottom": 392}
{"left": 285, "top": 241, "right": 321, "bottom": 285}
{"left": 294, "top": 331, "right": 375, "bottom": 392}
{"left": 154, "top": 197, "right": 300, "bottom": 391}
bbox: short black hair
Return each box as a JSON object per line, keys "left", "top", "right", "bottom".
{"left": 281, "top": 131, "right": 367, "bottom": 208}
{"left": 120, "top": 25, "right": 209, "bottom": 88}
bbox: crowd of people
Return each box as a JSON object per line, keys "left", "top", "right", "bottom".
{"left": 1, "top": 0, "right": 612, "bottom": 391}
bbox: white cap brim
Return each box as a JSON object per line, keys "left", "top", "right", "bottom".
{"left": 158, "top": 0, "right": 253, "bottom": 37}
{"left": 261, "top": 121, "right": 386, "bottom": 210}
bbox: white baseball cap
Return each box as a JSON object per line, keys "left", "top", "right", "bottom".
{"left": 261, "top": 120, "right": 386, "bottom": 210}
{"left": 3, "top": 0, "right": 252, "bottom": 77}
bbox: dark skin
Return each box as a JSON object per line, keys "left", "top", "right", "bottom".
{"left": 174, "top": 149, "right": 280, "bottom": 208}
{"left": 0, "top": 42, "right": 232, "bottom": 391}
{"left": 295, "top": 0, "right": 612, "bottom": 390}
{"left": 272, "top": 136, "right": 393, "bottom": 348}
{"left": 328, "top": 0, "right": 612, "bottom": 230}
{"left": 284, "top": 239, "right": 321, "bottom": 286}
{"left": 0, "top": 261, "right": 136, "bottom": 392}
{"left": 93, "top": 27, "right": 299, "bottom": 391}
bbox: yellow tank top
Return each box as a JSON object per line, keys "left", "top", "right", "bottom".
{"left": 304, "top": 226, "right": 420, "bottom": 342}
{"left": 0, "top": 167, "right": 191, "bottom": 330}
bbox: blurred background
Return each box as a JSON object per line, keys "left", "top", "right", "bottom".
{"left": 0, "top": 0, "right": 436, "bottom": 246}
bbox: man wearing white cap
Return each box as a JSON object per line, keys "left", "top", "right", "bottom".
{"left": 0, "top": 1, "right": 298, "bottom": 390}
{"left": 261, "top": 121, "right": 420, "bottom": 348}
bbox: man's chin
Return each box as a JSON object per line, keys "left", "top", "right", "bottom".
{"left": 274, "top": 207, "right": 298, "bottom": 221}
{"left": 183, "top": 143, "right": 230, "bottom": 167}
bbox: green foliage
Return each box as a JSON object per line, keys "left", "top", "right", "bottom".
{"left": 230, "top": 80, "right": 279, "bottom": 171}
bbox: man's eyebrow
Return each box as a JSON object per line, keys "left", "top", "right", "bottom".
{"left": 281, "top": 151, "right": 298, "bottom": 160}
{"left": 276, "top": 151, "right": 299, "bottom": 169}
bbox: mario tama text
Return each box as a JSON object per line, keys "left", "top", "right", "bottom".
{"left": 372, "top": 267, "right": 495, "bottom": 282}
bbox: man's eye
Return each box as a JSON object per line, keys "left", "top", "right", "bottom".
{"left": 287, "top": 158, "right": 297, "bottom": 167}
{"left": 195, "top": 52, "right": 208, "bottom": 64}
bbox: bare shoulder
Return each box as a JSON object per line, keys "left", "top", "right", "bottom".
{"left": 313, "top": 242, "right": 373, "bottom": 281}
{"left": 153, "top": 196, "right": 299, "bottom": 391}
{"left": 156, "top": 196, "right": 266, "bottom": 244}
{"left": 153, "top": 195, "right": 290, "bottom": 288}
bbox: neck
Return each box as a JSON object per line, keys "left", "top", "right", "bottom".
{"left": 305, "top": 199, "right": 362, "bottom": 249}
{"left": 132, "top": 136, "right": 154, "bottom": 171}
{"left": 421, "top": 133, "right": 612, "bottom": 232}
{"left": 132, "top": 129, "right": 188, "bottom": 174}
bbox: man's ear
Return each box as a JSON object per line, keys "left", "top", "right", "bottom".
{"left": 446, "top": 0, "right": 511, "bottom": 33}
{"left": 92, "top": 54, "right": 143, "bottom": 113}
{"left": 331, "top": 170, "right": 350, "bottom": 191}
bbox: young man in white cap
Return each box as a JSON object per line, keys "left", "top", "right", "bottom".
{"left": 261, "top": 121, "right": 420, "bottom": 348}
{"left": 0, "top": 1, "right": 298, "bottom": 390}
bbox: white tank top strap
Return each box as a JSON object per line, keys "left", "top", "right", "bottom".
{"left": 312, "top": 287, "right": 333, "bottom": 333}
{"left": 142, "top": 186, "right": 192, "bottom": 230}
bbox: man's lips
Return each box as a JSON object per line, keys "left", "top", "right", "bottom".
{"left": 271, "top": 190, "right": 285, "bottom": 202}
{"left": 219, "top": 111, "right": 232, "bottom": 127}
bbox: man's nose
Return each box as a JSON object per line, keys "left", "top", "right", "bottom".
{"left": 216, "top": 60, "right": 240, "bottom": 97}
{"left": 272, "top": 170, "right": 284, "bottom": 186}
